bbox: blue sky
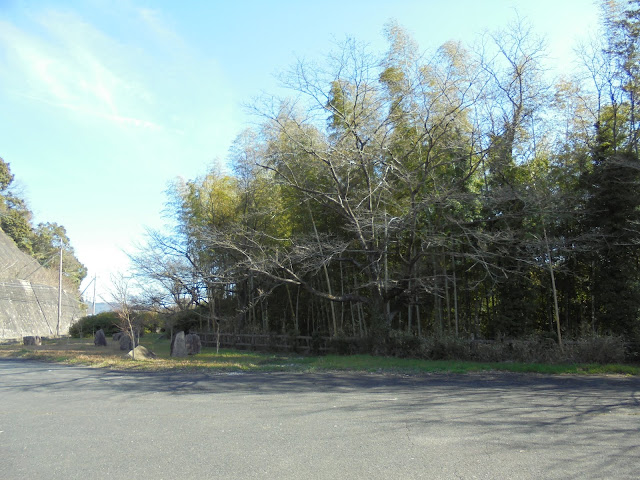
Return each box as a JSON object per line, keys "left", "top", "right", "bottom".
{"left": 0, "top": 0, "right": 600, "bottom": 300}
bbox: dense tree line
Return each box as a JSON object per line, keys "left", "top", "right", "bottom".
{"left": 134, "top": 2, "right": 640, "bottom": 347}
{"left": 0, "top": 158, "right": 87, "bottom": 289}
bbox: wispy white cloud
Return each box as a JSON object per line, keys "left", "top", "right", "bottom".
{"left": 136, "top": 7, "right": 183, "bottom": 47}
{"left": 12, "top": 89, "right": 161, "bottom": 130}
{"left": 0, "top": 9, "right": 162, "bottom": 129}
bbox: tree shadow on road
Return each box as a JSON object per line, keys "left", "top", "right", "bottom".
{"left": 2, "top": 358, "right": 639, "bottom": 479}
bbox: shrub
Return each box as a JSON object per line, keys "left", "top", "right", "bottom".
{"left": 69, "top": 310, "right": 163, "bottom": 338}
{"left": 328, "top": 335, "right": 356, "bottom": 355}
{"left": 424, "top": 336, "right": 471, "bottom": 360}
{"left": 469, "top": 336, "right": 564, "bottom": 363}
{"left": 625, "top": 340, "right": 640, "bottom": 363}
{"left": 386, "top": 331, "right": 425, "bottom": 358}
{"left": 166, "top": 307, "right": 211, "bottom": 334}
{"left": 69, "top": 312, "right": 121, "bottom": 337}
{"left": 136, "top": 311, "right": 162, "bottom": 334}
{"left": 467, "top": 335, "right": 627, "bottom": 364}
{"left": 310, "top": 331, "right": 325, "bottom": 355}
{"left": 267, "top": 334, "right": 281, "bottom": 352}
{"left": 472, "top": 341, "right": 505, "bottom": 362}
{"left": 569, "top": 336, "right": 626, "bottom": 364}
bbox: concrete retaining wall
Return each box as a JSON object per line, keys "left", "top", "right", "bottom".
{"left": 0, "top": 230, "right": 85, "bottom": 340}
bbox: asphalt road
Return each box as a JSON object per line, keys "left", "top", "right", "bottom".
{"left": 0, "top": 359, "right": 639, "bottom": 480}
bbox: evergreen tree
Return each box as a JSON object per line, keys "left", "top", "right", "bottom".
{"left": 0, "top": 157, "right": 87, "bottom": 288}
{"left": 583, "top": 138, "right": 640, "bottom": 336}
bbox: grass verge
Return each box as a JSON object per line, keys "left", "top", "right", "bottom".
{"left": 0, "top": 335, "right": 638, "bottom": 376}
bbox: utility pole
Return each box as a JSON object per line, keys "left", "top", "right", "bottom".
{"left": 56, "top": 245, "right": 63, "bottom": 336}
{"left": 92, "top": 274, "right": 97, "bottom": 315}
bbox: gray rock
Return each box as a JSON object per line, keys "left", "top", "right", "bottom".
{"left": 171, "top": 331, "right": 187, "bottom": 357}
{"left": 113, "top": 332, "right": 123, "bottom": 342}
{"left": 185, "top": 333, "right": 201, "bottom": 355}
{"left": 23, "top": 336, "right": 41, "bottom": 346}
{"left": 119, "top": 333, "right": 137, "bottom": 351}
{"left": 127, "top": 345, "right": 156, "bottom": 360}
{"left": 94, "top": 329, "right": 107, "bottom": 346}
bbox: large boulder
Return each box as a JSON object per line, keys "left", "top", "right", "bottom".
{"left": 23, "top": 336, "right": 41, "bottom": 346}
{"left": 171, "top": 331, "right": 187, "bottom": 357}
{"left": 119, "top": 333, "right": 137, "bottom": 351}
{"left": 127, "top": 345, "right": 156, "bottom": 360}
{"left": 185, "top": 333, "right": 201, "bottom": 355}
{"left": 113, "top": 332, "right": 124, "bottom": 342}
{"left": 94, "top": 329, "right": 107, "bottom": 346}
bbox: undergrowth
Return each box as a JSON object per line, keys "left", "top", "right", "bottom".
{"left": 0, "top": 335, "right": 637, "bottom": 376}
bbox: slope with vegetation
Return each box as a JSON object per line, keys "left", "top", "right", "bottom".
{"left": 0, "top": 158, "right": 87, "bottom": 290}
{"left": 0, "top": 158, "right": 87, "bottom": 339}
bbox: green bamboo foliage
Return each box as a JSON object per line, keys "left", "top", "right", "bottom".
{"left": 137, "top": 4, "right": 640, "bottom": 344}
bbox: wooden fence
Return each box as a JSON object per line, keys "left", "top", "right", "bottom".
{"left": 196, "top": 332, "right": 334, "bottom": 353}
{"left": 195, "top": 333, "right": 640, "bottom": 362}
{"left": 195, "top": 333, "right": 525, "bottom": 355}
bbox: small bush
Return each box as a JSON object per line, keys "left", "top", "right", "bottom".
{"left": 569, "top": 336, "right": 626, "bottom": 364}
{"left": 166, "top": 307, "right": 211, "bottom": 334}
{"left": 267, "top": 334, "right": 281, "bottom": 352}
{"left": 370, "top": 333, "right": 628, "bottom": 364}
{"left": 424, "top": 336, "right": 471, "bottom": 360}
{"left": 286, "top": 329, "right": 300, "bottom": 353}
{"left": 70, "top": 310, "right": 162, "bottom": 339}
{"left": 136, "top": 311, "right": 162, "bottom": 334}
{"left": 330, "top": 335, "right": 359, "bottom": 355}
{"left": 69, "top": 312, "right": 121, "bottom": 337}
{"left": 469, "top": 335, "right": 627, "bottom": 364}
{"left": 310, "top": 331, "right": 326, "bottom": 355}
{"left": 472, "top": 341, "right": 505, "bottom": 362}
{"left": 625, "top": 341, "right": 640, "bottom": 363}
{"left": 386, "top": 331, "right": 425, "bottom": 358}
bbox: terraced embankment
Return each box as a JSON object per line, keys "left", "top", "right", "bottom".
{"left": 0, "top": 230, "right": 84, "bottom": 340}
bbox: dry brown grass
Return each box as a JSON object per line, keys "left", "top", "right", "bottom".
{"left": 0, "top": 336, "right": 272, "bottom": 372}
{"left": 0, "top": 337, "right": 167, "bottom": 370}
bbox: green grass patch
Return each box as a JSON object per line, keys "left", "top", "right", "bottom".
{"left": 300, "top": 355, "right": 640, "bottom": 375}
{"left": 0, "top": 335, "right": 638, "bottom": 376}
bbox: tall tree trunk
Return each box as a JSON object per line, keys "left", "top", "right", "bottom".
{"left": 543, "top": 226, "right": 563, "bottom": 350}
{"left": 433, "top": 255, "right": 442, "bottom": 335}
{"left": 295, "top": 286, "right": 300, "bottom": 334}
{"left": 307, "top": 203, "right": 337, "bottom": 336}
{"left": 407, "top": 277, "right": 413, "bottom": 334}
{"left": 286, "top": 284, "right": 296, "bottom": 332}
{"left": 443, "top": 256, "right": 451, "bottom": 333}
{"left": 451, "top": 253, "right": 459, "bottom": 338}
